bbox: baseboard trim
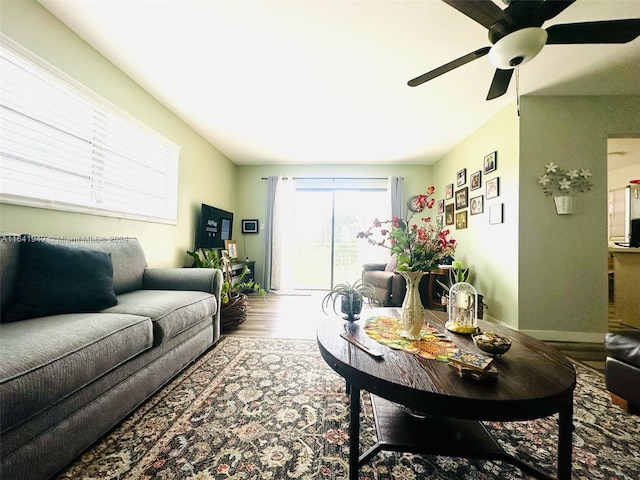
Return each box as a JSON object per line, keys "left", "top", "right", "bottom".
{"left": 519, "top": 330, "right": 606, "bottom": 343}
{"left": 481, "top": 315, "right": 606, "bottom": 343}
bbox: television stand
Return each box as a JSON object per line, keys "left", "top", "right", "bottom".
{"left": 229, "top": 260, "right": 255, "bottom": 291}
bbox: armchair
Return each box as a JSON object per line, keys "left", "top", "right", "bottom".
{"left": 362, "top": 262, "right": 405, "bottom": 306}
{"left": 362, "top": 258, "right": 431, "bottom": 307}
{"left": 605, "top": 327, "right": 640, "bottom": 414}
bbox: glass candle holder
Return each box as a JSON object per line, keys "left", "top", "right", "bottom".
{"left": 445, "top": 282, "right": 479, "bottom": 334}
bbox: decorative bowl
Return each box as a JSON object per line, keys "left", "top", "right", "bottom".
{"left": 472, "top": 332, "right": 512, "bottom": 356}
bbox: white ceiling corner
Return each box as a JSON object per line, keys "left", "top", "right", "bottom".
{"left": 39, "top": 0, "right": 640, "bottom": 165}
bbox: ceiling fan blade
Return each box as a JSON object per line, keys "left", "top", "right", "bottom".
{"left": 486, "top": 68, "right": 514, "bottom": 100}
{"left": 546, "top": 19, "right": 640, "bottom": 44}
{"left": 441, "top": 0, "right": 511, "bottom": 31}
{"left": 531, "top": 0, "right": 575, "bottom": 26}
{"left": 408, "top": 47, "right": 491, "bottom": 87}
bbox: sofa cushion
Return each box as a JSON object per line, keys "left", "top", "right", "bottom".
{"left": 44, "top": 236, "right": 147, "bottom": 295}
{"left": 3, "top": 236, "right": 118, "bottom": 322}
{"left": 0, "top": 312, "right": 152, "bottom": 432}
{"left": 102, "top": 290, "right": 216, "bottom": 346}
{"left": 0, "top": 234, "right": 21, "bottom": 311}
{"left": 384, "top": 254, "right": 398, "bottom": 272}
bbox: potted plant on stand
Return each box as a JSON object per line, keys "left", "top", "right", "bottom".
{"left": 322, "top": 280, "right": 376, "bottom": 321}
{"left": 220, "top": 263, "right": 267, "bottom": 328}
{"left": 187, "top": 248, "right": 267, "bottom": 329}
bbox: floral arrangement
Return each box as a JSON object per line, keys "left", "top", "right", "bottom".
{"left": 357, "top": 186, "right": 457, "bottom": 272}
{"left": 537, "top": 162, "right": 592, "bottom": 197}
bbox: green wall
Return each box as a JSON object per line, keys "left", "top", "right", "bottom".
{"left": 519, "top": 95, "right": 640, "bottom": 341}
{"left": 0, "top": 0, "right": 236, "bottom": 267}
{"left": 432, "top": 96, "right": 640, "bottom": 340}
{"left": 433, "top": 103, "right": 521, "bottom": 329}
{"left": 235, "top": 164, "right": 433, "bottom": 283}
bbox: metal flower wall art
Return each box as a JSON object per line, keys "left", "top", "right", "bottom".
{"left": 538, "top": 162, "right": 593, "bottom": 197}
{"left": 538, "top": 162, "right": 593, "bottom": 215}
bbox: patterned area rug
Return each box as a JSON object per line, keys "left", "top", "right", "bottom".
{"left": 57, "top": 336, "right": 639, "bottom": 480}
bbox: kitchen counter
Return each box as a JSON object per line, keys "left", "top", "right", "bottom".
{"left": 608, "top": 247, "right": 640, "bottom": 328}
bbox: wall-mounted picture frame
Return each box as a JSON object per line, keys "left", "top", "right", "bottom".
{"left": 446, "top": 183, "right": 454, "bottom": 200}
{"left": 224, "top": 240, "right": 238, "bottom": 259}
{"left": 470, "top": 170, "right": 482, "bottom": 191}
{"left": 436, "top": 215, "right": 444, "bottom": 227}
{"left": 484, "top": 151, "right": 497, "bottom": 174}
{"left": 489, "top": 203, "right": 504, "bottom": 224}
{"left": 470, "top": 195, "right": 484, "bottom": 215}
{"left": 456, "top": 210, "right": 468, "bottom": 229}
{"left": 486, "top": 177, "right": 499, "bottom": 199}
{"left": 455, "top": 187, "right": 468, "bottom": 210}
{"left": 437, "top": 199, "right": 444, "bottom": 214}
{"left": 457, "top": 168, "right": 467, "bottom": 186}
{"left": 241, "top": 218, "right": 259, "bottom": 234}
{"left": 445, "top": 203, "right": 454, "bottom": 225}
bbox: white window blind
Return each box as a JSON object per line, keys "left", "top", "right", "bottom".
{"left": 0, "top": 35, "right": 179, "bottom": 224}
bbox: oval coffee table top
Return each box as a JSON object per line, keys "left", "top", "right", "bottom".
{"left": 317, "top": 307, "right": 576, "bottom": 422}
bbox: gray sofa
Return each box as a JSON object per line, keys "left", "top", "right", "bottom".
{"left": 0, "top": 234, "right": 223, "bottom": 480}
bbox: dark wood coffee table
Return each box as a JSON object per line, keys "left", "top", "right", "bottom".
{"left": 317, "top": 307, "right": 576, "bottom": 480}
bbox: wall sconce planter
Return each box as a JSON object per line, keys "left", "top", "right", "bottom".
{"left": 554, "top": 195, "right": 576, "bottom": 215}
{"left": 538, "top": 162, "right": 592, "bottom": 215}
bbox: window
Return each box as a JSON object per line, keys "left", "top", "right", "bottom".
{"left": 0, "top": 35, "right": 179, "bottom": 223}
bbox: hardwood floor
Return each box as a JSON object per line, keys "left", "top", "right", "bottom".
{"left": 224, "top": 291, "right": 611, "bottom": 374}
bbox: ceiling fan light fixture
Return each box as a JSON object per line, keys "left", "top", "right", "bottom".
{"left": 489, "top": 27, "right": 548, "bottom": 69}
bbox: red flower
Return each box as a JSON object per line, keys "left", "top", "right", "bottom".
{"left": 356, "top": 186, "right": 457, "bottom": 271}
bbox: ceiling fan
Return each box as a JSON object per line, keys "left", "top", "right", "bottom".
{"left": 408, "top": 0, "right": 640, "bottom": 100}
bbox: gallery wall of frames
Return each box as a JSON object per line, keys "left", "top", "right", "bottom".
{"left": 437, "top": 150, "right": 503, "bottom": 230}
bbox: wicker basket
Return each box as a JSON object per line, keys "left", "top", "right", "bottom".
{"left": 221, "top": 293, "right": 248, "bottom": 329}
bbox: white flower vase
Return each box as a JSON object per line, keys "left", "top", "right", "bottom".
{"left": 399, "top": 271, "right": 425, "bottom": 340}
{"left": 554, "top": 195, "right": 576, "bottom": 215}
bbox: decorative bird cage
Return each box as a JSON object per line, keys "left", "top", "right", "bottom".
{"left": 445, "top": 282, "right": 478, "bottom": 334}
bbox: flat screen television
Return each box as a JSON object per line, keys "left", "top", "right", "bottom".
{"left": 196, "top": 203, "right": 233, "bottom": 249}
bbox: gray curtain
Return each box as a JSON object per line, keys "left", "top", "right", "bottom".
{"left": 388, "top": 176, "right": 404, "bottom": 219}
{"left": 262, "top": 176, "right": 278, "bottom": 291}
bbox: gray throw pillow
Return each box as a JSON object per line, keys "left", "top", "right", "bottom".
{"left": 3, "top": 235, "right": 118, "bottom": 322}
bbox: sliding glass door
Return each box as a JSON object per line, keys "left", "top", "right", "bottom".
{"left": 292, "top": 189, "right": 389, "bottom": 289}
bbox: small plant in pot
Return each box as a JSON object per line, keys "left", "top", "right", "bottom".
{"left": 321, "top": 279, "right": 376, "bottom": 321}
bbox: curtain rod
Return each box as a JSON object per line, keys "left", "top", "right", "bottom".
{"left": 260, "top": 176, "right": 402, "bottom": 180}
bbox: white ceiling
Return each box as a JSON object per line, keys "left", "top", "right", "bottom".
{"left": 40, "top": 0, "right": 640, "bottom": 166}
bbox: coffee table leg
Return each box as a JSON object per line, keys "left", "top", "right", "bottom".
{"left": 557, "top": 401, "right": 573, "bottom": 480}
{"left": 349, "top": 384, "right": 361, "bottom": 480}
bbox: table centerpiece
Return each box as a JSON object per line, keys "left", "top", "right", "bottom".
{"left": 357, "top": 186, "right": 457, "bottom": 340}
